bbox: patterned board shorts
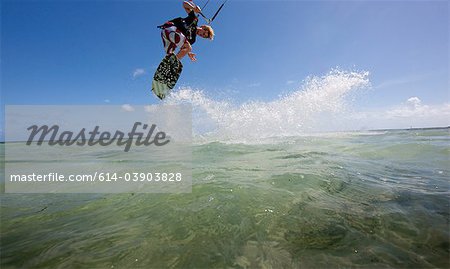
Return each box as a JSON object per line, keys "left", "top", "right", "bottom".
{"left": 161, "top": 26, "right": 186, "bottom": 55}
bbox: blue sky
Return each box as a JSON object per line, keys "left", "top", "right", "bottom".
{"left": 1, "top": 0, "right": 449, "bottom": 133}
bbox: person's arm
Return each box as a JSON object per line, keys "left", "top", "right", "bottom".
{"left": 187, "top": 51, "right": 197, "bottom": 62}
{"left": 177, "top": 41, "right": 196, "bottom": 62}
{"left": 183, "top": 0, "right": 201, "bottom": 14}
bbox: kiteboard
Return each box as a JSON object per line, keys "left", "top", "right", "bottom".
{"left": 151, "top": 53, "right": 183, "bottom": 100}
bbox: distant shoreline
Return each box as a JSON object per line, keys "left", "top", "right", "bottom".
{"left": 370, "top": 126, "right": 450, "bottom": 132}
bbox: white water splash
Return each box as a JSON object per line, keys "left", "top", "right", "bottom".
{"left": 165, "top": 69, "right": 370, "bottom": 141}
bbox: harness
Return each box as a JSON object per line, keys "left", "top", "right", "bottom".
{"left": 157, "top": 12, "right": 198, "bottom": 44}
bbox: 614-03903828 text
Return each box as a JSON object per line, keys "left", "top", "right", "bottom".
{"left": 9, "top": 172, "right": 184, "bottom": 183}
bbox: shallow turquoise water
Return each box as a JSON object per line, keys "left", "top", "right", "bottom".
{"left": 1, "top": 128, "right": 449, "bottom": 268}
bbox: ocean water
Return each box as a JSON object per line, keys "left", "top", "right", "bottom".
{"left": 1, "top": 70, "right": 449, "bottom": 268}
{"left": 1, "top": 129, "right": 449, "bottom": 268}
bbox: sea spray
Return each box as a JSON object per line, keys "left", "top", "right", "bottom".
{"left": 166, "top": 69, "right": 370, "bottom": 141}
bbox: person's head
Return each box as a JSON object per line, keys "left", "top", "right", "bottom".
{"left": 197, "top": 25, "right": 214, "bottom": 40}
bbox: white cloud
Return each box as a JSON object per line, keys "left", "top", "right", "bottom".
{"left": 121, "top": 104, "right": 135, "bottom": 112}
{"left": 385, "top": 97, "right": 430, "bottom": 119}
{"left": 405, "top": 96, "right": 422, "bottom": 109}
{"left": 132, "top": 68, "right": 146, "bottom": 79}
{"left": 286, "top": 80, "right": 296, "bottom": 85}
{"left": 346, "top": 98, "right": 450, "bottom": 130}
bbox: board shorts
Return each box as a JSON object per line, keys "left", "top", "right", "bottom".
{"left": 161, "top": 26, "right": 186, "bottom": 55}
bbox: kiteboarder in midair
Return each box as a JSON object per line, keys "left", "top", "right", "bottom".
{"left": 158, "top": 0, "right": 215, "bottom": 62}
